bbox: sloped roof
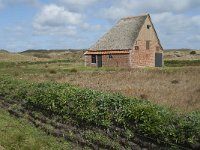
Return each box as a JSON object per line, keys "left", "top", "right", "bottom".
{"left": 89, "top": 14, "right": 148, "bottom": 51}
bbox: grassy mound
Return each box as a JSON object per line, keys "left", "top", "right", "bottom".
{"left": 0, "top": 76, "right": 199, "bottom": 149}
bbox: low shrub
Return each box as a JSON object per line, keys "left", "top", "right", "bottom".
{"left": 0, "top": 76, "right": 199, "bottom": 148}
{"left": 164, "top": 60, "right": 200, "bottom": 67}
{"left": 70, "top": 68, "right": 77, "bottom": 73}
{"left": 190, "top": 51, "right": 196, "bottom": 55}
{"left": 49, "top": 69, "right": 57, "bottom": 74}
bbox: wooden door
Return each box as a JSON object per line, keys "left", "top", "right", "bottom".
{"left": 97, "top": 55, "right": 102, "bottom": 67}
{"left": 155, "top": 53, "right": 162, "bottom": 67}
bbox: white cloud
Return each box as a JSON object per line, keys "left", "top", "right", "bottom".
{"left": 122, "top": 0, "right": 200, "bottom": 13}
{"left": 33, "top": 4, "right": 83, "bottom": 35}
{"left": 33, "top": 25, "right": 77, "bottom": 36}
{"left": 81, "top": 23, "right": 102, "bottom": 32}
{"left": 1, "top": 0, "right": 200, "bottom": 51}
{"left": 60, "top": 0, "right": 99, "bottom": 6}
{"left": 100, "top": 6, "right": 130, "bottom": 21}
{"left": 0, "top": 0, "right": 40, "bottom": 8}
{"left": 99, "top": 0, "right": 200, "bottom": 21}
{"left": 58, "top": 0, "right": 101, "bottom": 12}
{"left": 95, "top": 0, "right": 200, "bottom": 49}
{"left": 151, "top": 12, "right": 200, "bottom": 48}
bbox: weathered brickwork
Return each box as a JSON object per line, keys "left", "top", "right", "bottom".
{"left": 102, "top": 54, "right": 130, "bottom": 68}
{"left": 85, "top": 14, "right": 163, "bottom": 68}
{"left": 85, "top": 54, "right": 130, "bottom": 68}
{"left": 85, "top": 55, "right": 97, "bottom": 67}
{"left": 130, "top": 16, "right": 163, "bottom": 67}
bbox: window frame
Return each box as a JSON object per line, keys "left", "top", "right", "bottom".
{"left": 135, "top": 46, "right": 139, "bottom": 50}
{"left": 91, "top": 54, "right": 96, "bottom": 63}
{"left": 146, "top": 40, "right": 150, "bottom": 50}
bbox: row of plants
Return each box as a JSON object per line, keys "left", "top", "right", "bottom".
{"left": 164, "top": 60, "right": 200, "bottom": 67}
{"left": 0, "top": 76, "right": 199, "bottom": 149}
{"left": 0, "top": 99, "right": 144, "bottom": 149}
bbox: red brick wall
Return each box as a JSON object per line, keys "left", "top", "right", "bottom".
{"left": 85, "top": 16, "right": 163, "bottom": 68}
{"left": 85, "top": 55, "right": 97, "bottom": 67}
{"left": 130, "top": 15, "right": 163, "bottom": 67}
{"left": 130, "top": 40, "right": 159, "bottom": 67}
{"left": 102, "top": 54, "right": 130, "bottom": 67}
{"left": 85, "top": 54, "right": 130, "bottom": 68}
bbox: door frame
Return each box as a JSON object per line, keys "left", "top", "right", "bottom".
{"left": 155, "top": 53, "right": 163, "bottom": 67}
{"left": 97, "top": 54, "right": 102, "bottom": 67}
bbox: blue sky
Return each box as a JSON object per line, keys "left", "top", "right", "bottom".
{"left": 0, "top": 0, "right": 200, "bottom": 52}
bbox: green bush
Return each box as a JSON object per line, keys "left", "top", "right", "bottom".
{"left": 164, "top": 60, "right": 200, "bottom": 67}
{"left": 49, "top": 69, "right": 57, "bottom": 74}
{"left": 0, "top": 76, "right": 199, "bottom": 147}
{"left": 70, "top": 68, "right": 77, "bottom": 73}
{"left": 190, "top": 51, "right": 196, "bottom": 55}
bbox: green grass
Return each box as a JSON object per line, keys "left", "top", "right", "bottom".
{"left": 0, "top": 76, "right": 199, "bottom": 148}
{"left": 0, "top": 109, "right": 75, "bottom": 150}
{"left": 0, "top": 61, "right": 122, "bottom": 78}
{"left": 164, "top": 60, "right": 200, "bottom": 67}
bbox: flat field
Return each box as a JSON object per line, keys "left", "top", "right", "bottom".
{"left": 0, "top": 49, "right": 199, "bottom": 112}
{"left": 0, "top": 49, "right": 200, "bottom": 149}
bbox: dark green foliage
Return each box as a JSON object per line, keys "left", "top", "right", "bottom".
{"left": 49, "top": 69, "right": 57, "bottom": 74}
{"left": 0, "top": 76, "right": 199, "bottom": 148}
{"left": 164, "top": 60, "right": 200, "bottom": 67}
{"left": 70, "top": 68, "right": 78, "bottom": 73}
{"left": 190, "top": 51, "right": 197, "bottom": 55}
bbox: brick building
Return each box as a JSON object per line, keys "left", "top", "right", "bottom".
{"left": 84, "top": 14, "right": 163, "bottom": 68}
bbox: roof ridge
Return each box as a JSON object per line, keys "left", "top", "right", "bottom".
{"left": 121, "top": 13, "right": 149, "bottom": 20}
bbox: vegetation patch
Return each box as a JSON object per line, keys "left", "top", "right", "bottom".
{"left": 190, "top": 51, "right": 197, "bottom": 55}
{"left": 0, "top": 76, "right": 199, "bottom": 149}
{"left": 164, "top": 60, "right": 200, "bottom": 67}
{"left": 0, "top": 109, "right": 75, "bottom": 150}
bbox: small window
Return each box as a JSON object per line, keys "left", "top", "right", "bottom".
{"left": 135, "top": 46, "right": 139, "bottom": 50}
{"left": 91, "top": 55, "right": 96, "bottom": 63}
{"left": 146, "top": 41, "right": 150, "bottom": 50}
{"left": 147, "top": 25, "right": 151, "bottom": 29}
{"left": 109, "top": 54, "right": 113, "bottom": 58}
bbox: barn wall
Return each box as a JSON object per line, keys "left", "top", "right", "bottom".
{"left": 85, "top": 54, "right": 130, "bottom": 68}
{"left": 85, "top": 55, "right": 97, "bottom": 67}
{"left": 102, "top": 54, "right": 130, "bottom": 67}
{"left": 130, "top": 16, "right": 163, "bottom": 67}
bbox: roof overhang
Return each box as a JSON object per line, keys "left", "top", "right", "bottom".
{"left": 84, "top": 50, "right": 130, "bottom": 55}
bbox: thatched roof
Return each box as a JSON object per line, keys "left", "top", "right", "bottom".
{"left": 89, "top": 14, "right": 148, "bottom": 51}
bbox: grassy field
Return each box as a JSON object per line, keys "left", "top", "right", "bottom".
{"left": 0, "top": 59, "right": 199, "bottom": 112}
{"left": 164, "top": 49, "right": 200, "bottom": 60}
{"left": 0, "top": 49, "right": 200, "bottom": 149}
{"left": 0, "top": 109, "right": 78, "bottom": 150}
{"left": 0, "top": 76, "right": 199, "bottom": 149}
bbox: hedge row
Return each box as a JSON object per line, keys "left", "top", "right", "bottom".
{"left": 0, "top": 76, "right": 199, "bottom": 148}
{"left": 164, "top": 60, "right": 200, "bottom": 67}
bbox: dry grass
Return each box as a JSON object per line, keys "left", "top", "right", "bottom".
{"left": 19, "top": 66, "right": 200, "bottom": 112}
{"left": 21, "top": 50, "right": 84, "bottom": 62}
{"left": 0, "top": 52, "right": 49, "bottom": 62}
{"left": 0, "top": 50, "right": 84, "bottom": 62}
{"left": 0, "top": 50, "right": 200, "bottom": 112}
{"left": 164, "top": 49, "right": 200, "bottom": 60}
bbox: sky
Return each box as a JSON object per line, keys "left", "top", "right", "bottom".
{"left": 0, "top": 0, "right": 200, "bottom": 52}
